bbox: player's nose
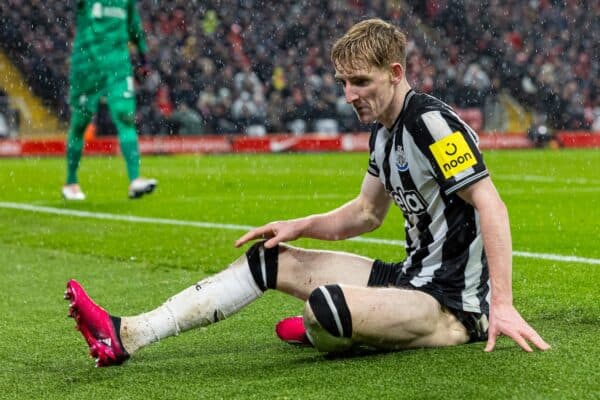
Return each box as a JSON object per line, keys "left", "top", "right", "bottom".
{"left": 344, "top": 87, "right": 359, "bottom": 103}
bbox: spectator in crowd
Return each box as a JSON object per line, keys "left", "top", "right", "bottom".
{"left": 231, "top": 92, "right": 261, "bottom": 131}
{"left": 208, "top": 102, "right": 237, "bottom": 134}
{"left": 283, "top": 87, "right": 312, "bottom": 135}
{"left": 310, "top": 72, "right": 341, "bottom": 135}
{"left": 0, "top": 114, "right": 9, "bottom": 138}
{"left": 462, "top": 62, "right": 491, "bottom": 108}
{"left": 169, "top": 100, "right": 205, "bottom": 135}
{"left": 1, "top": 0, "right": 597, "bottom": 134}
{"left": 0, "top": 89, "right": 19, "bottom": 138}
{"left": 155, "top": 84, "right": 174, "bottom": 126}
{"left": 265, "top": 91, "right": 286, "bottom": 133}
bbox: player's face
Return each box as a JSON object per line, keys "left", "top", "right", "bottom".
{"left": 335, "top": 66, "right": 395, "bottom": 125}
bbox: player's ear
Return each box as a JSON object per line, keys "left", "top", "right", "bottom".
{"left": 390, "top": 63, "right": 404, "bottom": 84}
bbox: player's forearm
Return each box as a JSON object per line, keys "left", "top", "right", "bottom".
{"left": 128, "top": 0, "right": 148, "bottom": 53}
{"left": 479, "top": 199, "right": 514, "bottom": 306}
{"left": 299, "top": 198, "right": 383, "bottom": 241}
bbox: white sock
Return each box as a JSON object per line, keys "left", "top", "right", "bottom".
{"left": 121, "top": 258, "right": 262, "bottom": 353}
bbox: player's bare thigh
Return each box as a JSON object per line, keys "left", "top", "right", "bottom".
{"left": 276, "top": 244, "right": 373, "bottom": 300}
{"left": 337, "top": 285, "right": 469, "bottom": 349}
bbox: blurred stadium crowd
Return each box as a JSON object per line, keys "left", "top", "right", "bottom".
{"left": 0, "top": 0, "right": 598, "bottom": 136}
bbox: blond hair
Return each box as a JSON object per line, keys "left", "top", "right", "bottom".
{"left": 331, "top": 18, "right": 407, "bottom": 74}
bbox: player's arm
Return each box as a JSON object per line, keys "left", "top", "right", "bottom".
{"left": 235, "top": 173, "right": 391, "bottom": 248}
{"left": 127, "top": 0, "right": 148, "bottom": 54}
{"left": 458, "top": 177, "right": 550, "bottom": 352}
{"left": 297, "top": 173, "right": 391, "bottom": 240}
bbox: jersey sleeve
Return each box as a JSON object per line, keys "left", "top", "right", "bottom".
{"left": 413, "top": 108, "right": 488, "bottom": 195}
{"left": 128, "top": 0, "right": 148, "bottom": 54}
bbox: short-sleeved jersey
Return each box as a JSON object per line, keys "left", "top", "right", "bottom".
{"left": 368, "top": 89, "right": 490, "bottom": 314}
{"left": 70, "top": 0, "right": 147, "bottom": 98}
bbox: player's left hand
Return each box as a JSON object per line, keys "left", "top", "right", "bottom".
{"left": 484, "top": 303, "right": 550, "bottom": 352}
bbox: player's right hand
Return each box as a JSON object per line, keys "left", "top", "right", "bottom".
{"left": 235, "top": 220, "right": 303, "bottom": 249}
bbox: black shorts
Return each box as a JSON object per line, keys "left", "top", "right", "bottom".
{"left": 368, "top": 260, "right": 488, "bottom": 343}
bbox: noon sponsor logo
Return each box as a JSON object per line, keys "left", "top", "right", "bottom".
{"left": 429, "top": 131, "right": 477, "bottom": 179}
{"left": 443, "top": 151, "right": 474, "bottom": 173}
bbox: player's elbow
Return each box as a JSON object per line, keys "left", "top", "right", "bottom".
{"left": 360, "top": 205, "right": 385, "bottom": 232}
{"left": 483, "top": 191, "right": 508, "bottom": 217}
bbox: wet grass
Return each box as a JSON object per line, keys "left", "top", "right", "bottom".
{"left": 0, "top": 149, "right": 598, "bottom": 399}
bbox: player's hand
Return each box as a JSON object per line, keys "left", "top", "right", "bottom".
{"left": 235, "top": 220, "right": 303, "bottom": 249}
{"left": 484, "top": 303, "right": 550, "bottom": 352}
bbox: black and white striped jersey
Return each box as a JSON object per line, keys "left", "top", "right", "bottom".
{"left": 368, "top": 89, "right": 490, "bottom": 314}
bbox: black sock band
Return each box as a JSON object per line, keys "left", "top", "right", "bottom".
{"left": 109, "top": 315, "right": 129, "bottom": 355}
{"left": 308, "top": 285, "right": 352, "bottom": 338}
{"left": 245, "top": 241, "right": 278, "bottom": 291}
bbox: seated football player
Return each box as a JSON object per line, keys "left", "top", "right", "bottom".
{"left": 65, "top": 18, "right": 549, "bottom": 367}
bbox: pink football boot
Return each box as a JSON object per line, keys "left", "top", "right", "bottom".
{"left": 65, "top": 279, "right": 129, "bottom": 367}
{"left": 275, "top": 316, "right": 312, "bottom": 346}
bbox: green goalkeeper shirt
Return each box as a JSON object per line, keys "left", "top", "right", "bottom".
{"left": 70, "top": 0, "right": 147, "bottom": 95}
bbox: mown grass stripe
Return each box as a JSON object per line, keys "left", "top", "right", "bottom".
{"left": 2, "top": 201, "right": 598, "bottom": 266}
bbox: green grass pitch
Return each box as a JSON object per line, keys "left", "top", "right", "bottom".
{"left": 0, "top": 149, "right": 599, "bottom": 399}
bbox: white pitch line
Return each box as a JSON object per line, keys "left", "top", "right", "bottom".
{"left": 513, "top": 251, "right": 600, "bottom": 265}
{"left": 1, "top": 201, "right": 599, "bottom": 266}
{"left": 495, "top": 174, "right": 600, "bottom": 186}
{"left": 0, "top": 202, "right": 254, "bottom": 231}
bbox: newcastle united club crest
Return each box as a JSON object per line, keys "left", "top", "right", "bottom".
{"left": 396, "top": 145, "right": 408, "bottom": 172}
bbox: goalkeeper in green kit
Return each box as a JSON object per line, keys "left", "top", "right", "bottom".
{"left": 62, "top": 0, "right": 157, "bottom": 200}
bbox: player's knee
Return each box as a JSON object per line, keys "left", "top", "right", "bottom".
{"left": 111, "top": 102, "right": 136, "bottom": 127}
{"left": 117, "top": 110, "right": 135, "bottom": 127}
{"left": 304, "top": 285, "right": 353, "bottom": 353}
{"left": 245, "top": 241, "right": 279, "bottom": 291}
{"left": 69, "top": 109, "right": 93, "bottom": 135}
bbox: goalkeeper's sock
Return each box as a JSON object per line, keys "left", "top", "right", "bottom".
{"left": 120, "top": 255, "right": 265, "bottom": 353}
{"left": 65, "top": 112, "right": 89, "bottom": 184}
{"left": 119, "top": 139, "right": 140, "bottom": 182}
